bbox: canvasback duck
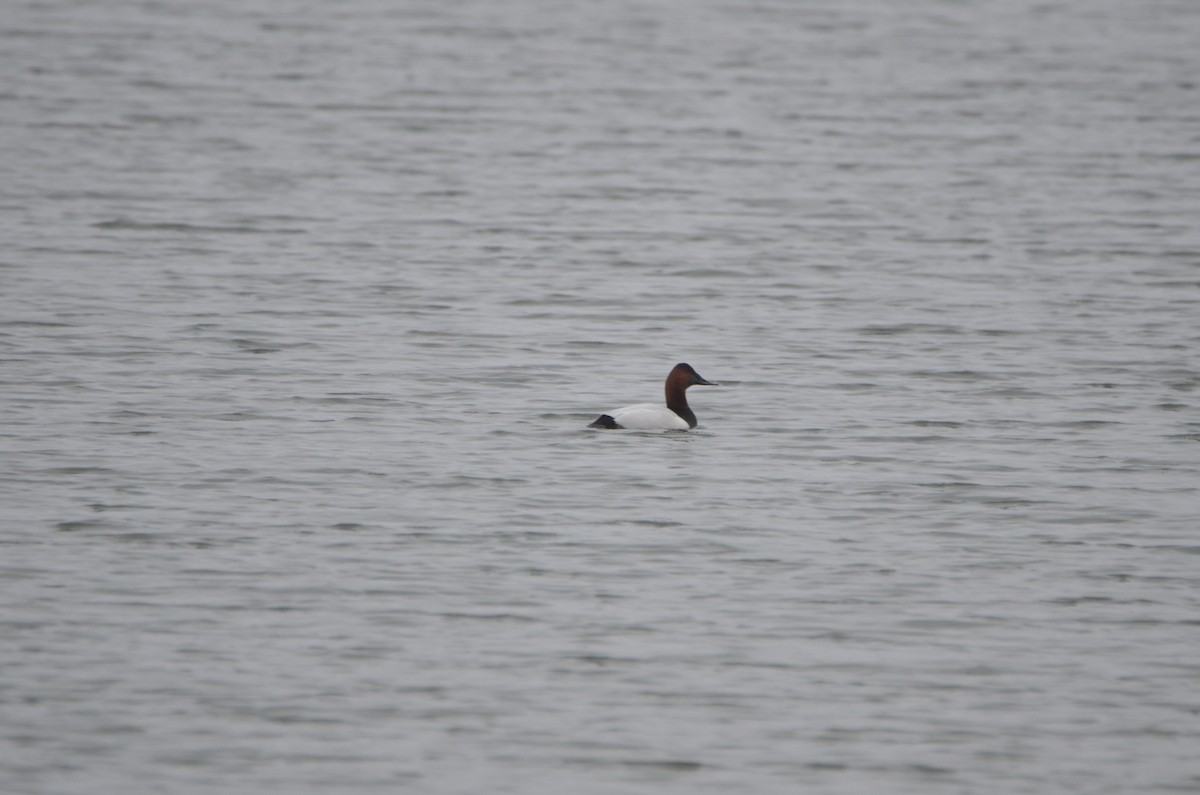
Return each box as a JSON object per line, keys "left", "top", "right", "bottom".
{"left": 588, "top": 363, "right": 719, "bottom": 430}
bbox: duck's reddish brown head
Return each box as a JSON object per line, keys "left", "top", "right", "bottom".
{"left": 668, "top": 362, "right": 718, "bottom": 388}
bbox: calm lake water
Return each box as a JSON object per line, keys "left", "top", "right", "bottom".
{"left": 3, "top": 0, "right": 1199, "bottom": 792}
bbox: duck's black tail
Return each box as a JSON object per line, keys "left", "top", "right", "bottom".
{"left": 588, "top": 414, "right": 621, "bottom": 429}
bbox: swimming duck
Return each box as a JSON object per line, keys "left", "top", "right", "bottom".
{"left": 588, "top": 363, "right": 718, "bottom": 430}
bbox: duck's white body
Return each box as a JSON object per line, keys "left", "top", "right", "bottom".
{"left": 601, "top": 403, "right": 691, "bottom": 431}
{"left": 588, "top": 363, "right": 718, "bottom": 431}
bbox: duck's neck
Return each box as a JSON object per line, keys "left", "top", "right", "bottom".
{"left": 665, "top": 381, "right": 697, "bottom": 428}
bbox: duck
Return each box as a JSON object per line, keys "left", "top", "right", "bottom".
{"left": 588, "top": 363, "right": 719, "bottom": 430}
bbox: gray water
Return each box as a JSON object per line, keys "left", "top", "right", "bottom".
{"left": 3, "top": 0, "right": 1199, "bottom": 792}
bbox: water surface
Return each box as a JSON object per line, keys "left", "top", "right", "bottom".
{"left": 2, "top": 0, "right": 1199, "bottom": 792}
